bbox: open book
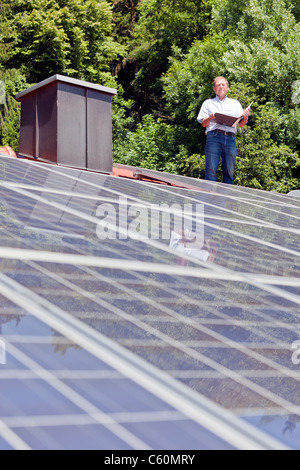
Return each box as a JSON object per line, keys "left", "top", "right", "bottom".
{"left": 214, "top": 113, "right": 243, "bottom": 128}
{"left": 214, "top": 102, "right": 253, "bottom": 128}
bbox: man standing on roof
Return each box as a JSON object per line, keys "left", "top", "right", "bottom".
{"left": 197, "top": 77, "right": 250, "bottom": 185}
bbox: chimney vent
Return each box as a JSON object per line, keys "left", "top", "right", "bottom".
{"left": 16, "top": 74, "right": 117, "bottom": 173}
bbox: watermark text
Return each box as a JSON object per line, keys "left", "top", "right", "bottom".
{"left": 0, "top": 338, "right": 6, "bottom": 365}
{"left": 96, "top": 196, "right": 204, "bottom": 245}
{"left": 292, "top": 80, "right": 300, "bottom": 105}
{"left": 0, "top": 81, "right": 5, "bottom": 105}
{"left": 292, "top": 340, "right": 300, "bottom": 365}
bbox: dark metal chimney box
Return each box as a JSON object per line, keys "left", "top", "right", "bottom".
{"left": 16, "top": 74, "right": 117, "bottom": 173}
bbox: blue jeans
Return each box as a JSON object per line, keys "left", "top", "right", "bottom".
{"left": 205, "top": 130, "right": 237, "bottom": 184}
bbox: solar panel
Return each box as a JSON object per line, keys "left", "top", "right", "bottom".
{"left": 0, "top": 154, "right": 299, "bottom": 450}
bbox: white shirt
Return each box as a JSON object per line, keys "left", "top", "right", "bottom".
{"left": 197, "top": 95, "right": 244, "bottom": 135}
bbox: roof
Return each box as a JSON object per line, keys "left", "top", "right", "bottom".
{"left": 0, "top": 153, "right": 299, "bottom": 450}
{"left": 15, "top": 74, "right": 117, "bottom": 101}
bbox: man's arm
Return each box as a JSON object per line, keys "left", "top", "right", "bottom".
{"left": 238, "top": 108, "right": 251, "bottom": 128}
{"left": 201, "top": 113, "right": 215, "bottom": 128}
{"left": 197, "top": 99, "right": 215, "bottom": 128}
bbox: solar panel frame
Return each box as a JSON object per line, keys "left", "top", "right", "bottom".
{"left": 0, "top": 155, "right": 299, "bottom": 450}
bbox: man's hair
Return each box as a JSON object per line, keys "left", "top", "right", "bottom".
{"left": 213, "top": 76, "right": 229, "bottom": 87}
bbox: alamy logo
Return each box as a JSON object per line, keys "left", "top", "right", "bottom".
{"left": 292, "top": 80, "right": 300, "bottom": 105}
{"left": 96, "top": 196, "right": 204, "bottom": 245}
{"left": 292, "top": 341, "right": 300, "bottom": 365}
{"left": 0, "top": 338, "right": 6, "bottom": 365}
{"left": 0, "top": 81, "right": 5, "bottom": 105}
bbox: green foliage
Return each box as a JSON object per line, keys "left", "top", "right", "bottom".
{"left": 0, "top": 0, "right": 299, "bottom": 193}
{"left": 109, "top": 0, "right": 140, "bottom": 46}
{"left": 120, "top": 0, "right": 213, "bottom": 119}
{"left": 222, "top": 0, "right": 300, "bottom": 106}
{"left": 176, "top": 152, "right": 206, "bottom": 180}
{"left": 112, "top": 84, "right": 135, "bottom": 152}
{"left": 1, "top": 0, "right": 125, "bottom": 83}
{"left": 133, "top": 0, "right": 212, "bottom": 51}
{"left": 162, "top": 34, "right": 228, "bottom": 124}
{"left": 113, "top": 114, "right": 179, "bottom": 173}
{"left": 290, "top": 0, "right": 300, "bottom": 22}
{"left": 210, "top": 0, "right": 248, "bottom": 35}
{"left": 157, "top": 0, "right": 300, "bottom": 192}
{"left": 286, "top": 109, "right": 300, "bottom": 153}
{"left": 0, "top": 0, "right": 124, "bottom": 148}
{"left": 0, "top": 69, "right": 29, "bottom": 150}
{"left": 235, "top": 104, "right": 300, "bottom": 192}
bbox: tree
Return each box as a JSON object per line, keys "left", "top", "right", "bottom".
{"left": 1, "top": 0, "right": 125, "bottom": 83}
{"left": 0, "top": 2, "right": 29, "bottom": 150}
{"left": 221, "top": 0, "right": 300, "bottom": 190}
{"left": 0, "top": 0, "right": 126, "bottom": 149}
{"left": 109, "top": 0, "right": 140, "bottom": 46}
{"left": 157, "top": 0, "right": 300, "bottom": 191}
{"left": 222, "top": 0, "right": 300, "bottom": 106}
{"left": 118, "top": 0, "right": 213, "bottom": 121}
{"left": 113, "top": 113, "right": 179, "bottom": 173}
{"left": 235, "top": 103, "right": 300, "bottom": 192}
{"left": 0, "top": 0, "right": 299, "bottom": 192}
{"left": 160, "top": 33, "right": 229, "bottom": 163}
{"left": 0, "top": 68, "right": 30, "bottom": 150}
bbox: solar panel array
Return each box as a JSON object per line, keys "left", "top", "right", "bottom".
{"left": 0, "top": 154, "right": 299, "bottom": 450}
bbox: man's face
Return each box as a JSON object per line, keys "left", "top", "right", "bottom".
{"left": 213, "top": 79, "right": 229, "bottom": 100}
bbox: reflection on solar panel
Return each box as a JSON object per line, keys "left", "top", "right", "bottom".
{"left": 0, "top": 154, "right": 299, "bottom": 450}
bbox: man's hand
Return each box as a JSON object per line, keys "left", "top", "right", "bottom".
{"left": 238, "top": 107, "right": 250, "bottom": 127}
{"left": 243, "top": 108, "right": 250, "bottom": 120}
{"left": 202, "top": 113, "right": 215, "bottom": 128}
